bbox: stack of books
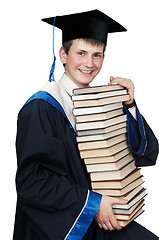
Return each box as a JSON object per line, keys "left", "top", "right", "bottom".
{"left": 72, "top": 84, "right": 147, "bottom": 227}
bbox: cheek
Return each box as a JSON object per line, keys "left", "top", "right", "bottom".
{"left": 95, "top": 59, "right": 104, "bottom": 70}
{"left": 68, "top": 55, "right": 81, "bottom": 68}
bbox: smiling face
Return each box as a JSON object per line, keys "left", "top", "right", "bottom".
{"left": 59, "top": 39, "right": 105, "bottom": 88}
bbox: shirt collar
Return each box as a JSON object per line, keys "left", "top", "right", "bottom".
{"left": 59, "top": 73, "right": 79, "bottom": 96}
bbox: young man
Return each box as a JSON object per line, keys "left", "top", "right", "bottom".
{"left": 13, "top": 10, "right": 158, "bottom": 240}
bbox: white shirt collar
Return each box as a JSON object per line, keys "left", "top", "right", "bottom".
{"left": 59, "top": 73, "right": 79, "bottom": 96}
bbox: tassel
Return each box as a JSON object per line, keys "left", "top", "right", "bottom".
{"left": 49, "top": 16, "right": 56, "bottom": 82}
{"left": 49, "top": 56, "right": 56, "bottom": 82}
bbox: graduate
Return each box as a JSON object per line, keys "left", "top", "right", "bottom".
{"left": 13, "top": 9, "right": 159, "bottom": 240}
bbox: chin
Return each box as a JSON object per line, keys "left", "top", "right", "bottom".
{"left": 80, "top": 75, "right": 96, "bottom": 84}
{"left": 80, "top": 79, "right": 93, "bottom": 86}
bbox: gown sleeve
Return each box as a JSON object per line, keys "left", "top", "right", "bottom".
{"left": 123, "top": 103, "right": 158, "bottom": 167}
{"left": 15, "top": 99, "right": 102, "bottom": 240}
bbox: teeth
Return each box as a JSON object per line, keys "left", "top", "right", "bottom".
{"left": 80, "top": 70, "right": 93, "bottom": 74}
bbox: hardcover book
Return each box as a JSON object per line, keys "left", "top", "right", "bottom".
{"left": 73, "top": 84, "right": 125, "bottom": 95}
{"left": 75, "top": 108, "right": 124, "bottom": 123}
{"left": 73, "top": 94, "right": 129, "bottom": 108}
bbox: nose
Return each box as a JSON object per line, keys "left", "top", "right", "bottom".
{"left": 84, "top": 55, "right": 94, "bottom": 68}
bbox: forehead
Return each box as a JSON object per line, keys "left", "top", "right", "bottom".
{"left": 70, "top": 39, "right": 104, "bottom": 52}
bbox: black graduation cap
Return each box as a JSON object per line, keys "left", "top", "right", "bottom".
{"left": 42, "top": 9, "right": 127, "bottom": 45}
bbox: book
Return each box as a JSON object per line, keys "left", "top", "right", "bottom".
{"left": 113, "top": 199, "right": 144, "bottom": 214}
{"left": 78, "top": 133, "right": 127, "bottom": 151}
{"left": 77, "top": 122, "right": 127, "bottom": 136}
{"left": 118, "top": 185, "right": 143, "bottom": 201}
{"left": 113, "top": 185, "right": 144, "bottom": 203}
{"left": 93, "top": 176, "right": 144, "bottom": 196}
{"left": 115, "top": 200, "right": 145, "bottom": 220}
{"left": 72, "top": 89, "right": 128, "bottom": 101}
{"left": 76, "top": 114, "right": 127, "bottom": 131}
{"left": 73, "top": 102, "right": 123, "bottom": 116}
{"left": 90, "top": 160, "right": 136, "bottom": 181}
{"left": 84, "top": 147, "right": 131, "bottom": 165}
{"left": 77, "top": 127, "right": 127, "bottom": 143}
{"left": 113, "top": 188, "right": 147, "bottom": 210}
{"left": 75, "top": 108, "right": 124, "bottom": 123}
{"left": 91, "top": 168, "right": 142, "bottom": 189}
{"left": 86, "top": 152, "right": 134, "bottom": 172}
{"left": 73, "top": 94, "right": 129, "bottom": 108}
{"left": 80, "top": 140, "right": 129, "bottom": 158}
{"left": 73, "top": 84, "right": 125, "bottom": 95}
{"left": 117, "top": 208, "right": 144, "bottom": 227}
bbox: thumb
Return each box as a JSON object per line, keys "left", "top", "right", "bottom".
{"left": 108, "top": 76, "right": 115, "bottom": 85}
{"left": 112, "top": 197, "right": 128, "bottom": 205}
{"left": 110, "top": 76, "right": 114, "bottom": 81}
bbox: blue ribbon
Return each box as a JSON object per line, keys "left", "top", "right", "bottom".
{"left": 66, "top": 191, "right": 102, "bottom": 240}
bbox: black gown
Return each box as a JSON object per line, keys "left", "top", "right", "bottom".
{"left": 13, "top": 90, "right": 159, "bottom": 240}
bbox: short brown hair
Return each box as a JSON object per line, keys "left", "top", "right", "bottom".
{"left": 63, "top": 38, "right": 106, "bottom": 54}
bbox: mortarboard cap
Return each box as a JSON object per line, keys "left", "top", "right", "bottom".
{"left": 42, "top": 9, "right": 127, "bottom": 46}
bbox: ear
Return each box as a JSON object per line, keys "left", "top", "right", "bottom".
{"left": 59, "top": 46, "right": 67, "bottom": 64}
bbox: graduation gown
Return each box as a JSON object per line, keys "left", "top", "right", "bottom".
{"left": 13, "top": 74, "right": 159, "bottom": 240}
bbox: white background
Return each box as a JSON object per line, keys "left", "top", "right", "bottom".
{"left": 0, "top": 0, "right": 159, "bottom": 239}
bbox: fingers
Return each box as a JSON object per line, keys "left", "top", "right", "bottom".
{"left": 109, "top": 213, "right": 122, "bottom": 230}
{"left": 97, "top": 213, "right": 122, "bottom": 231}
{"left": 108, "top": 76, "right": 135, "bottom": 104}
{"left": 95, "top": 196, "right": 128, "bottom": 231}
{"left": 107, "top": 198, "right": 128, "bottom": 230}
{"left": 98, "top": 222, "right": 103, "bottom": 229}
{"left": 96, "top": 217, "right": 115, "bottom": 231}
{"left": 106, "top": 207, "right": 122, "bottom": 230}
{"left": 113, "top": 197, "right": 128, "bottom": 205}
{"left": 109, "top": 76, "right": 114, "bottom": 82}
{"left": 104, "top": 220, "right": 114, "bottom": 231}
{"left": 109, "top": 77, "right": 134, "bottom": 89}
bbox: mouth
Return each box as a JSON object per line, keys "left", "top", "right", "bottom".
{"left": 78, "top": 69, "right": 94, "bottom": 75}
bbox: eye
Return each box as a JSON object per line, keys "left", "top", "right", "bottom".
{"left": 77, "top": 51, "right": 84, "bottom": 56}
{"left": 94, "top": 53, "right": 103, "bottom": 58}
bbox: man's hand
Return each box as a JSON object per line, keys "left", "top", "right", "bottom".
{"left": 108, "top": 76, "right": 135, "bottom": 105}
{"left": 95, "top": 195, "right": 128, "bottom": 231}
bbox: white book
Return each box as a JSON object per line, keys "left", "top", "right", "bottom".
{"left": 77, "top": 122, "right": 127, "bottom": 137}
{"left": 77, "top": 127, "right": 127, "bottom": 142}
{"left": 115, "top": 201, "right": 145, "bottom": 220}
{"left": 90, "top": 160, "right": 136, "bottom": 181}
{"left": 75, "top": 108, "right": 124, "bottom": 123}
{"left": 94, "top": 177, "right": 144, "bottom": 196}
{"left": 113, "top": 188, "right": 147, "bottom": 210}
{"left": 86, "top": 152, "right": 134, "bottom": 172}
{"left": 78, "top": 134, "right": 127, "bottom": 151}
{"left": 76, "top": 114, "right": 127, "bottom": 131}
{"left": 117, "top": 208, "right": 144, "bottom": 227}
{"left": 73, "top": 84, "right": 124, "bottom": 95}
{"left": 113, "top": 199, "right": 144, "bottom": 214}
{"left": 91, "top": 168, "right": 142, "bottom": 189}
{"left": 85, "top": 147, "right": 131, "bottom": 165}
{"left": 73, "top": 94, "right": 129, "bottom": 108}
{"left": 80, "top": 140, "right": 129, "bottom": 159}
{"left": 72, "top": 89, "right": 127, "bottom": 101}
{"left": 73, "top": 102, "right": 123, "bottom": 116}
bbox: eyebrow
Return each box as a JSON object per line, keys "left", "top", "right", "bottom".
{"left": 77, "top": 49, "right": 103, "bottom": 54}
